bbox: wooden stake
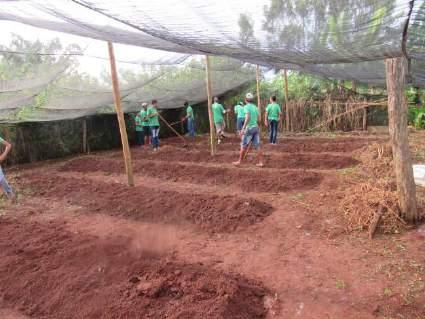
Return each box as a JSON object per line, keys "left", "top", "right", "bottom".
{"left": 362, "top": 107, "right": 367, "bottom": 131}
{"left": 107, "top": 41, "right": 134, "bottom": 187}
{"left": 283, "top": 69, "right": 290, "bottom": 131}
{"left": 256, "top": 65, "right": 262, "bottom": 129}
{"left": 205, "top": 55, "right": 216, "bottom": 155}
{"left": 157, "top": 112, "right": 187, "bottom": 145}
{"left": 385, "top": 57, "right": 417, "bottom": 222}
{"left": 82, "top": 118, "right": 87, "bottom": 153}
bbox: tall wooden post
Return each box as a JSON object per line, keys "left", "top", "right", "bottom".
{"left": 283, "top": 69, "right": 290, "bottom": 131}
{"left": 107, "top": 41, "right": 134, "bottom": 187}
{"left": 82, "top": 118, "right": 87, "bottom": 153}
{"left": 256, "top": 65, "right": 262, "bottom": 129}
{"left": 205, "top": 55, "right": 216, "bottom": 155}
{"left": 385, "top": 57, "right": 417, "bottom": 222}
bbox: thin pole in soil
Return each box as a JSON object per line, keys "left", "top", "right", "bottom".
{"left": 256, "top": 65, "right": 262, "bottom": 131}
{"left": 205, "top": 55, "right": 216, "bottom": 156}
{"left": 385, "top": 56, "right": 417, "bottom": 222}
{"left": 107, "top": 41, "right": 134, "bottom": 187}
{"left": 157, "top": 112, "right": 187, "bottom": 145}
{"left": 82, "top": 118, "right": 87, "bottom": 153}
{"left": 283, "top": 69, "right": 290, "bottom": 132}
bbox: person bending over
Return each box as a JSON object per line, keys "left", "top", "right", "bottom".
{"left": 265, "top": 95, "right": 282, "bottom": 145}
{"left": 212, "top": 97, "right": 228, "bottom": 144}
{"left": 233, "top": 93, "right": 264, "bottom": 167}
{"left": 0, "top": 137, "right": 16, "bottom": 202}
{"left": 147, "top": 100, "right": 160, "bottom": 151}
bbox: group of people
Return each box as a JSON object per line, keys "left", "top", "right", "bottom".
{"left": 134, "top": 100, "right": 195, "bottom": 150}
{"left": 134, "top": 99, "right": 161, "bottom": 151}
{"left": 133, "top": 93, "right": 282, "bottom": 167}
{"left": 212, "top": 93, "right": 282, "bottom": 167}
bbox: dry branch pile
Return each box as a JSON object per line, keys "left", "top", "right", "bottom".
{"left": 340, "top": 143, "right": 409, "bottom": 235}
{"left": 340, "top": 181, "right": 407, "bottom": 235}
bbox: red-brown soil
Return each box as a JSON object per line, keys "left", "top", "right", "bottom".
{"left": 0, "top": 218, "right": 269, "bottom": 319}
{"left": 116, "top": 148, "right": 359, "bottom": 170}
{"left": 20, "top": 173, "right": 273, "bottom": 233}
{"left": 1, "top": 133, "right": 424, "bottom": 319}
{"left": 59, "top": 157, "right": 323, "bottom": 193}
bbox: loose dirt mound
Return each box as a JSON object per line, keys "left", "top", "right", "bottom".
{"left": 0, "top": 218, "right": 270, "bottom": 318}
{"left": 126, "top": 148, "right": 358, "bottom": 170}
{"left": 20, "top": 173, "right": 273, "bottom": 233}
{"left": 59, "top": 158, "right": 323, "bottom": 193}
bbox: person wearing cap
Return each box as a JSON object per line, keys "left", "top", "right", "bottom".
{"left": 234, "top": 101, "right": 245, "bottom": 135}
{"left": 212, "top": 97, "right": 228, "bottom": 144}
{"left": 233, "top": 92, "right": 264, "bottom": 167}
{"left": 147, "top": 99, "right": 160, "bottom": 151}
{"left": 265, "top": 95, "right": 282, "bottom": 145}
{"left": 182, "top": 101, "right": 195, "bottom": 137}
{"left": 140, "top": 102, "right": 150, "bottom": 145}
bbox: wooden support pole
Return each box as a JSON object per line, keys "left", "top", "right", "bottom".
{"left": 256, "top": 65, "right": 262, "bottom": 130}
{"left": 82, "top": 118, "right": 87, "bottom": 153}
{"left": 107, "top": 41, "right": 134, "bottom": 187}
{"left": 205, "top": 55, "right": 216, "bottom": 156}
{"left": 385, "top": 56, "right": 417, "bottom": 222}
{"left": 283, "top": 69, "right": 290, "bottom": 131}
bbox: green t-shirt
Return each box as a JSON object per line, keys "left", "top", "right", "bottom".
{"left": 0, "top": 137, "right": 4, "bottom": 143}
{"left": 135, "top": 115, "right": 143, "bottom": 131}
{"left": 234, "top": 104, "right": 245, "bottom": 119}
{"left": 266, "top": 103, "right": 281, "bottom": 121}
{"left": 244, "top": 103, "right": 259, "bottom": 129}
{"left": 140, "top": 110, "right": 149, "bottom": 126}
{"left": 186, "top": 105, "right": 194, "bottom": 119}
{"left": 147, "top": 106, "right": 160, "bottom": 126}
{"left": 212, "top": 102, "right": 225, "bottom": 124}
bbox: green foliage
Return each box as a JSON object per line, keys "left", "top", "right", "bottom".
{"left": 409, "top": 107, "right": 425, "bottom": 129}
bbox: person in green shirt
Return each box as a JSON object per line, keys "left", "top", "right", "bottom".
{"left": 265, "top": 95, "right": 282, "bottom": 145}
{"left": 233, "top": 93, "right": 263, "bottom": 167}
{"left": 0, "top": 136, "right": 15, "bottom": 202}
{"left": 234, "top": 101, "right": 245, "bottom": 134}
{"left": 212, "top": 97, "right": 228, "bottom": 144}
{"left": 182, "top": 101, "right": 195, "bottom": 137}
{"left": 140, "top": 102, "right": 150, "bottom": 145}
{"left": 134, "top": 112, "right": 144, "bottom": 146}
{"left": 146, "top": 99, "right": 160, "bottom": 150}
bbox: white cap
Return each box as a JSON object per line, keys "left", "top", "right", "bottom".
{"left": 141, "top": 102, "right": 148, "bottom": 107}
{"left": 245, "top": 92, "right": 254, "bottom": 99}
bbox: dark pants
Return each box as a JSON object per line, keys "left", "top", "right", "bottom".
{"left": 136, "top": 130, "right": 144, "bottom": 146}
{"left": 268, "top": 120, "right": 278, "bottom": 144}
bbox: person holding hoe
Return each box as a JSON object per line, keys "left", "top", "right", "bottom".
{"left": 0, "top": 137, "right": 16, "bottom": 203}
{"left": 265, "top": 95, "right": 282, "bottom": 145}
{"left": 182, "top": 101, "right": 195, "bottom": 137}
{"left": 212, "top": 97, "right": 228, "bottom": 144}
{"left": 233, "top": 92, "right": 264, "bottom": 167}
{"left": 146, "top": 99, "right": 160, "bottom": 151}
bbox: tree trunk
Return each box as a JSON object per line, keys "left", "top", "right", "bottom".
{"left": 385, "top": 57, "right": 417, "bottom": 222}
